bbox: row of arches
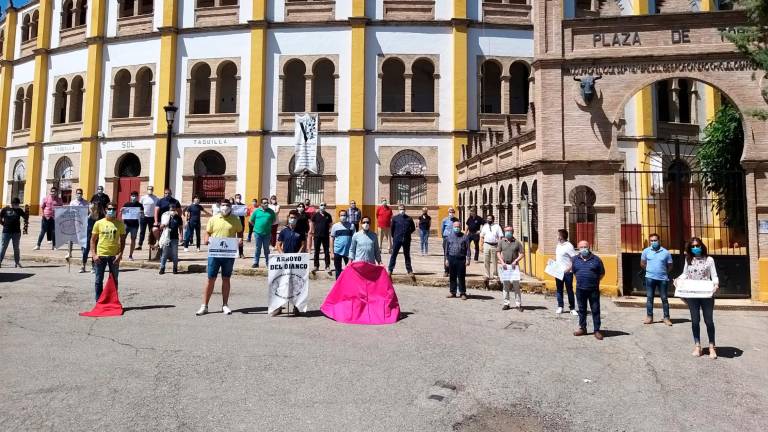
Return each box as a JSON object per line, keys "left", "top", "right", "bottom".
{"left": 381, "top": 57, "right": 436, "bottom": 113}
{"left": 61, "top": 0, "right": 88, "bottom": 30}
{"left": 459, "top": 180, "right": 539, "bottom": 243}
{"left": 119, "top": 0, "right": 154, "bottom": 18}
{"left": 189, "top": 61, "right": 239, "bottom": 114}
{"left": 196, "top": 0, "right": 239, "bottom": 7}
{"left": 112, "top": 67, "right": 154, "bottom": 118}
{"left": 282, "top": 58, "right": 337, "bottom": 113}
{"left": 480, "top": 60, "right": 530, "bottom": 115}
{"left": 13, "top": 85, "right": 34, "bottom": 131}
{"left": 21, "top": 10, "right": 39, "bottom": 43}
{"left": 52, "top": 76, "right": 85, "bottom": 125}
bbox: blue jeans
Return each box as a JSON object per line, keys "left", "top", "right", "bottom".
{"left": 160, "top": 242, "right": 179, "bottom": 271}
{"left": 82, "top": 218, "right": 95, "bottom": 267}
{"left": 419, "top": 228, "right": 429, "bottom": 254}
{"left": 555, "top": 272, "right": 575, "bottom": 309}
{"left": 0, "top": 232, "right": 21, "bottom": 264}
{"left": 184, "top": 220, "right": 201, "bottom": 248}
{"left": 253, "top": 233, "right": 270, "bottom": 266}
{"left": 576, "top": 288, "right": 601, "bottom": 332}
{"left": 645, "top": 278, "right": 670, "bottom": 318}
{"left": 94, "top": 256, "right": 119, "bottom": 300}
{"left": 36, "top": 217, "right": 55, "bottom": 246}
{"left": 687, "top": 297, "right": 715, "bottom": 345}
{"left": 207, "top": 257, "right": 235, "bottom": 279}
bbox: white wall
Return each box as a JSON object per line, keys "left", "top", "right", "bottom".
{"left": 44, "top": 49, "right": 90, "bottom": 140}
{"left": 6, "top": 59, "right": 35, "bottom": 145}
{"left": 174, "top": 136, "right": 246, "bottom": 197}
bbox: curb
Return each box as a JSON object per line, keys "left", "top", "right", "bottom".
{"left": 612, "top": 297, "right": 768, "bottom": 311}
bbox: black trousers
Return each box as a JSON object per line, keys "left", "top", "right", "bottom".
{"left": 333, "top": 254, "right": 349, "bottom": 279}
{"left": 139, "top": 216, "right": 154, "bottom": 246}
{"left": 314, "top": 235, "right": 330, "bottom": 269}
{"left": 448, "top": 255, "right": 467, "bottom": 295}
{"left": 468, "top": 232, "right": 480, "bottom": 260}
{"left": 388, "top": 237, "right": 413, "bottom": 273}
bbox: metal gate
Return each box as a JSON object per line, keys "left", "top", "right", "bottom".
{"left": 619, "top": 160, "right": 750, "bottom": 298}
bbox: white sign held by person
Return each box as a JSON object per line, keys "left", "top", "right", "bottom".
{"left": 268, "top": 253, "right": 310, "bottom": 315}
{"left": 121, "top": 206, "right": 141, "bottom": 220}
{"left": 293, "top": 113, "right": 318, "bottom": 174}
{"left": 232, "top": 204, "right": 247, "bottom": 217}
{"left": 544, "top": 259, "right": 565, "bottom": 280}
{"left": 54, "top": 206, "right": 89, "bottom": 248}
{"left": 674, "top": 279, "right": 716, "bottom": 298}
{"left": 208, "top": 237, "right": 239, "bottom": 258}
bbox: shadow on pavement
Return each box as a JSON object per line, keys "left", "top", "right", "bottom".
{"left": 235, "top": 306, "right": 268, "bottom": 314}
{"left": 467, "top": 294, "right": 495, "bottom": 301}
{"left": 706, "top": 347, "right": 743, "bottom": 359}
{"left": 600, "top": 330, "right": 631, "bottom": 338}
{"left": 523, "top": 306, "right": 548, "bottom": 311}
{"left": 0, "top": 273, "right": 34, "bottom": 282}
{"left": 670, "top": 318, "right": 691, "bottom": 324}
{"left": 123, "top": 305, "right": 176, "bottom": 312}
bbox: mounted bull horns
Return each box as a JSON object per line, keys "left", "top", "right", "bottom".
{"left": 574, "top": 74, "right": 601, "bottom": 104}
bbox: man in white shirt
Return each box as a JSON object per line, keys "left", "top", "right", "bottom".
{"left": 136, "top": 185, "right": 158, "bottom": 251}
{"left": 66, "top": 188, "right": 89, "bottom": 260}
{"left": 479, "top": 214, "right": 504, "bottom": 286}
{"left": 554, "top": 229, "right": 578, "bottom": 315}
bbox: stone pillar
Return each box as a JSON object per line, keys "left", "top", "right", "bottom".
{"left": 670, "top": 78, "right": 681, "bottom": 123}
{"left": 304, "top": 74, "right": 313, "bottom": 112}
{"left": 403, "top": 72, "right": 413, "bottom": 112}
{"left": 501, "top": 74, "right": 510, "bottom": 114}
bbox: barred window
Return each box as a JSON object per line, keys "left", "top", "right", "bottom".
{"left": 54, "top": 157, "right": 74, "bottom": 203}
{"left": 289, "top": 155, "right": 324, "bottom": 205}
{"left": 569, "top": 185, "right": 597, "bottom": 247}
{"left": 11, "top": 160, "right": 25, "bottom": 203}
{"left": 194, "top": 150, "right": 227, "bottom": 203}
{"left": 390, "top": 150, "right": 427, "bottom": 205}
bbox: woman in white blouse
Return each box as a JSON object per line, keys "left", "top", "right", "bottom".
{"left": 269, "top": 195, "right": 281, "bottom": 246}
{"left": 676, "top": 237, "right": 719, "bottom": 359}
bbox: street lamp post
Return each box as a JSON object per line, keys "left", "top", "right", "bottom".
{"left": 163, "top": 102, "right": 178, "bottom": 191}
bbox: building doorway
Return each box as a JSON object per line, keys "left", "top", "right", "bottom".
{"left": 116, "top": 153, "right": 142, "bottom": 212}
{"left": 53, "top": 157, "right": 74, "bottom": 203}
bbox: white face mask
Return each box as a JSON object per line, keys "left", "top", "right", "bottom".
{"left": 398, "top": 209, "right": 405, "bottom": 215}
{"left": 221, "top": 206, "right": 232, "bottom": 215}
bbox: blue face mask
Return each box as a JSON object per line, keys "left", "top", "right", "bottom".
{"left": 106, "top": 209, "right": 116, "bottom": 217}
{"left": 650, "top": 240, "right": 660, "bottom": 250}
{"left": 453, "top": 227, "right": 461, "bottom": 234}
{"left": 691, "top": 246, "right": 702, "bottom": 256}
{"left": 579, "top": 248, "right": 590, "bottom": 257}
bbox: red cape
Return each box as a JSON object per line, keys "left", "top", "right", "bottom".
{"left": 321, "top": 261, "right": 400, "bottom": 325}
{"left": 79, "top": 275, "right": 123, "bottom": 317}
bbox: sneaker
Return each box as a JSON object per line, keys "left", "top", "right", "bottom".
{"left": 663, "top": 318, "right": 673, "bottom": 326}
{"left": 570, "top": 309, "right": 578, "bottom": 316}
{"left": 90, "top": 267, "right": 96, "bottom": 274}
{"left": 502, "top": 305, "right": 511, "bottom": 311}
{"left": 196, "top": 305, "right": 208, "bottom": 316}
{"left": 79, "top": 266, "right": 86, "bottom": 273}
{"left": 517, "top": 305, "right": 524, "bottom": 312}
{"left": 15, "top": 262, "right": 22, "bottom": 268}
{"left": 184, "top": 248, "right": 189, "bottom": 252}
{"left": 51, "top": 245, "right": 55, "bottom": 250}
{"left": 446, "top": 293, "right": 456, "bottom": 298}
{"left": 64, "top": 252, "right": 71, "bottom": 259}
{"left": 128, "top": 256, "right": 134, "bottom": 261}
{"left": 573, "top": 328, "right": 587, "bottom": 337}
{"left": 196, "top": 247, "right": 201, "bottom": 252}
{"left": 222, "top": 305, "right": 233, "bottom": 315}
{"left": 556, "top": 307, "right": 564, "bottom": 314}
{"left": 33, "top": 245, "right": 40, "bottom": 250}
{"left": 173, "top": 268, "right": 178, "bottom": 274}
{"left": 135, "top": 245, "right": 142, "bottom": 251}
{"left": 594, "top": 331, "right": 604, "bottom": 341}
{"left": 643, "top": 316, "right": 653, "bottom": 325}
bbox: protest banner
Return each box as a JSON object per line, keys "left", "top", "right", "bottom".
{"left": 121, "top": 207, "right": 141, "bottom": 220}
{"left": 674, "top": 279, "right": 716, "bottom": 298}
{"left": 232, "top": 204, "right": 247, "bottom": 217}
{"left": 54, "top": 206, "right": 89, "bottom": 248}
{"left": 500, "top": 265, "right": 521, "bottom": 282}
{"left": 293, "top": 113, "right": 319, "bottom": 174}
{"left": 268, "top": 253, "right": 310, "bottom": 315}
{"left": 208, "top": 237, "right": 239, "bottom": 258}
{"left": 544, "top": 259, "right": 565, "bottom": 280}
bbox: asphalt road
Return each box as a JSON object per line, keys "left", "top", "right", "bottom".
{"left": 1, "top": 265, "right": 767, "bottom": 432}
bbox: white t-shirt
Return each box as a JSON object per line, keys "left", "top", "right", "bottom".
{"left": 480, "top": 223, "right": 504, "bottom": 245}
{"left": 269, "top": 203, "right": 280, "bottom": 226}
{"left": 555, "top": 241, "right": 577, "bottom": 271}
{"left": 140, "top": 194, "right": 158, "bottom": 218}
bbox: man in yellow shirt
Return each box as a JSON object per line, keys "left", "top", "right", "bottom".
{"left": 197, "top": 199, "right": 243, "bottom": 316}
{"left": 90, "top": 202, "right": 127, "bottom": 300}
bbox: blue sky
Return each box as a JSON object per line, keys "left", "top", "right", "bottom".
{"left": 1, "top": 1, "right": 32, "bottom": 12}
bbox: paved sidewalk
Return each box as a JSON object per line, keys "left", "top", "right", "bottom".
{"left": 10, "top": 216, "right": 544, "bottom": 290}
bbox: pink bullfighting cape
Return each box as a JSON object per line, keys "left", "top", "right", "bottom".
{"left": 79, "top": 275, "right": 123, "bottom": 317}
{"left": 321, "top": 261, "right": 401, "bottom": 325}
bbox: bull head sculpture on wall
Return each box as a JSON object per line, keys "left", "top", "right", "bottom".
{"left": 574, "top": 74, "right": 602, "bottom": 104}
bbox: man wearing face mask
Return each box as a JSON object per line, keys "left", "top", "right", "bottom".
{"left": 136, "top": 186, "right": 158, "bottom": 251}
{"left": 349, "top": 216, "right": 382, "bottom": 265}
{"left": 294, "top": 203, "right": 310, "bottom": 252}
{"left": 66, "top": 188, "right": 89, "bottom": 260}
{"left": 376, "top": 199, "right": 393, "bottom": 253}
{"left": 310, "top": 202, "right": 334, "bottom": 272}
{"left": 330, "top": 209, "right": 354, "bottom": 279}
{"left": 159, "top": 202, "right": 184, "bottom": 274}
{"left": 465, "top": 208, "right": 484, "bottom": 262}
{"left": 388, "top": 204, "right": 415, "bottom": 277}
{"left": 34, "top": 187, "right": 63, "bottom": 250}
{"left": 571, "top": 240, "right": 605, "bottom": 340}
{"left": 121, "top": 191, "right": 143, "bottom": 260}
{"left": 497, "top": 226, "right": 524, "bottom": 311}
{"left": 246, "top": 199, "right": 258, "bottom": 242}
{"left": 268, "top": 195, "right": 281, "bottom": 246}
{"left": 90, "top": 185, "right": 111, "bottom": 218}
{"left": 197, "top": 199, "right": 243, "bottom": 316}
{"left": 444, "top": 221, "right": 471, "bottom": 300}
{"left": 418, "top": 207, "right": 431, "bottom": 256}
{"left": 277, "top": 210, "right": 306, "bottom": 254}
{"left": 0, "top": 197, "right": 28, "bottom": 268}
{"left": 348, "top": 200, "right": 361, "bottom": 232}
{"left": 479, "top": 214, "right": 504, "bottom": 287}
{"left": 440, "top": 208, "right": 459, "bottom": 277}
{"left": 641, "top": 233, "right": 673, "bottom": 326}
{"left": 90, "top": 203, "right": 126, "bottom": 301}
{"left": 250, "top": 198, "right": 276, "bottom": 268}
{"left": 183, "top": 195, "right": 209, "bottom": 252}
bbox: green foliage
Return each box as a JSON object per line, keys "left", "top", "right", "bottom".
{"left": 723, "top": 0, "right": 768, "bottom": 119}
{"left": 697, "top": 105, "right": 746, "bottom": 230}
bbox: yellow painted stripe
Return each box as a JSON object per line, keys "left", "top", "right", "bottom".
{"left": 245, "top": 1, "right": 268, "bottom": 200}
{"left": 79, "top": 0, "right": 106, "bottom": 197}
{"left": 348, "top": 8, "right": 367, "bottom": 207}
{"left": 454, "top": 0, "right": 467, "bottom": 19}
{"left": 452, "top": 13, "right": 468, "bottom": 208}
{"left": 0, "top": 7, "right": 18, "bottom": 204}
{"left": 153, "top": 14, "right": 178, "bottom": 191}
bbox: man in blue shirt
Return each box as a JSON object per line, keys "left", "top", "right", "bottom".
{"left": 277, "top": 210, "right": 305, "bottom": 254}
{"left": 440, "top": 207, "right": 459, "bottom": 277}
{"left": 641, "top": 233, "right": 673, "bottom": 326}
{"left": 330, "top": 209, "right": 355, "bottom": 279}
{"left": 571, "top": 240, "right": 605, "bottom": 340}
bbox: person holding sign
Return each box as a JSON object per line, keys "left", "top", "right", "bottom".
{"left": 159, "top": 202, "right": 184, "bottom": 274}
{"left": 571, "top": 241, "right": 605, "bottom": 340}
{"left": 554, "top": 229, "right": 578, "bottom": 315}
{"left": 675, "top": 238, "right": 719, "bottom": 359}
{"left": 277, "top": 210, "right": 306, "bottom": 254}
{"left": 196, "top": 199, "right": 243, "bottom": 316}
{"left": 497, "top": 226, "right": 524, "bottom": 311}
{"left": 65, "top": 188, "right": 89, "bottom": 261}
{"left": 90, "top": 203, "right": 126, "bottom": 301}
{"left": 0, "top": 198, "right": 28, "bottom": 268}
{"left": 122, "top": 191, "right": 143, "bottom": 261}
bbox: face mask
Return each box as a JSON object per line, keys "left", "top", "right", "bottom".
{"left": 193, "top": 199, "right": 200, "bottom": 205}
{"left": 261, "top": 203, "right": 268, "bottom": 208}
{"left": 399, "top": 210, "right": 405, "bottom": 215}
{"left": 691, "top": 246, "right": 702, "bottom": 256}
{"left": 448, "top": 213, "right": 455, "bottom": 218}
{"left": 97, "top": 189, "right": 103, "bottom": 194}
{"left": 362, "top": 223, "right": 370, "bottom": 231}
{"left": 580, "top": 248, "right": 590, "bottom": 257}
{"left": 130, "top": 196, "right": 137, "bottom": 202}
{"left": 319, "top": 206, "right": 326, "bottom": 212}
{"left": 505, "top": 232, "right": 513, "bottom": 239}
{"left": 50, "top": 192, "right": 56, "bottom": 196}
{"left": 298, "top": 208, "right": 304, "bottom": 213}
{"left": 650, "top": 240, "right": 660, "bottom": 250}
{"left": 76, "top": 193, "right": 83, "bottom": 199}
{"left": 148, "top": 190, "right": 154, "bottom": 194}
{"left": 288, "top": 218, "right": 296, "bottom": 226}
{"left": 106, "top": 209, "right": 116, "bottom": 217}
{"left": 340, "top": 215, "right": 348, "bottom": 222}
{"left": 453, "top": 227, "right": 461, "bottom": 234}
{"left": 382, "top": 201, "right": 388, "bottom": 206}
{"left": 221, "top": 206, "right": 232, "bottom": 215}
{"left": 487, "top": 220, "right": 493, "bottom": 225}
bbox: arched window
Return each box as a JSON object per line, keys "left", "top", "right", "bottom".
{"left": 190, "top": 63, "right": 212, "bottom": 114}
{"left": 678, "top": 79, "right": 692, "bottom": 124}
{"left": 506, "top": 184, "right": 513, "bottom": 227}
{"left": 530, "top": 180, "right": 538, "bottom": 244}
{"left": 381, "top": 58, "right": 405, "bottom": 112}
{"left": 656, "top": 80, "right": 671, "bottom": 122}
{"left": 62, "top": 0, "right": 74, "bottom": 29}
{"left": 76, "top": 0, "right": 88, "bottom": 26}
{"left": 411, "top": 59, "right": 435, "bottom": 113}
{"left": 509, "top": 62, "right": 529, "bottom": 115}
{"left": 197, "top": 0, "right": 215, "bottom": 6}
{"left": 216, "top": 61, "right": 238, "bottom": 114}
{"left": 23, "top": 85, "right": 33, "bottom": 129}
{"left": 54, "top": 157, "right": 74, "bottom": 202}
{"left": 134, "top": 67, "right": 153, "bottom": 117}
{"left": 117, "top": 153, "right": 142, "bottom": 177}
{"left": 53, "top": 79, "right": 68, "bottom": 124}
{"left": 482, "top": 188, "right": 488, "bottom": 214}
{"left": 69, "top": 75, "right": 84, "bottom": 123}
{"left": 480, "top": 61, "right": 502, "bottom": 114}
{"left": 488, "top": 187, "right": 494, "bottom": 219}
{"left": 112, "top": 70, "right": 131, "bottom": 118}
{"left": 31, "top": 11, "right": 39, "bottom": 39}
{"left": 312, "top": 59, "right": 335, "bottom": 113}
{"left": 520, "top": 182, "right": 530, "bottom": 241}
{"left": 11, "top": 160, "right": 25, "bottom": 203}
{"left": 282, "top": 60, "right": 306, "bottom": 113}
{"left": 139, "top": 0, "right": 153, "bottom": 15}
{"left": 289, "top": 155, "right": 324, "bottom": 204}
{"left": 120, "top": 0, "right": 136, "bottom": 18}
{"left": 569, "top": 185, "right": 597, "bottom": 247}
{"left": 194, "top": 150, "right": 227, "bottom": 203}
{"left": 14, "top": 88, "right": 24, "bottom": 131}
{"left": 390, "top": 150, "right": 427, "bottom": 205}
{"left": 22, "top": 15, "right": 30, "bottom": 42}
{"left": 498, "top": 186, "right": 506, "bottom": 229}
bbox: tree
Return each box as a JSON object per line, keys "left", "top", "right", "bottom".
{"left": 697, "top": 104, "right": 746, "bottom": 233}
{"left": 724, "top": 0, "right": 768, "bottom": 119}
